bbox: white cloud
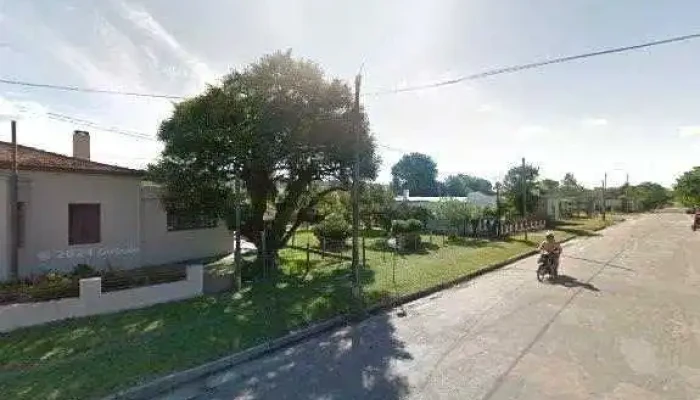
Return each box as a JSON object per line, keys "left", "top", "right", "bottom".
{"left": 582, "top": 118, "right": 608, "bottom": 127}
{"left": 0, "top": 97, "right": 20, "bottom": 121}
{"left": 0, "top": 97, "right": 48, "bottom": 121}
{"left": 679, "top": 126, "right": 700, "bottom": 138}
{"left": 477, "top": 104, "right": 499, "bottom": 113}
{"left": 113, "top": 0, "right": 217, "bottom": 91}
{"left": 515, "top": 125, "right": 549, "bottom": 140}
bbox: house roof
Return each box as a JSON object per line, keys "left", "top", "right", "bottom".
{"left": 0, "top": 141, "right": 145, "bottom": 177}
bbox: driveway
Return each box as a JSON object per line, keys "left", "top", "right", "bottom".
{"left": 158, "top": 212, "right": 700, "bottom": 400}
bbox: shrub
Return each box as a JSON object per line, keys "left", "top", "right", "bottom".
{"left": 313, "top": 212, "right": 351, "bottom": 243}
{"left": 391, "top": 219, "right": 409, "bottom": 235}
{"left": 72, "top": 263, "right": 99, "bottom": 279}
{"left": 390, "top": 218, "right": 423, "bottom": 251}
{"left": 406, "top": 218, "right": 423, "bottom": 232}
{"left": 379, "top": 203, "right": 433, "bottom": 232}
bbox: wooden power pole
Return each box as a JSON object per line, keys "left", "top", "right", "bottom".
{"left": 602, "top": 172, "right": 608, "bottom": 221}
{"left": 351, "top": 72, "right": 364, "bottom": 315}
{"left": 10, "top": 120, "right": 19, "bottom": 280}
{"left": 521, "top": 157, "right": 528, "bottom": 241}
{"left": 233, "top": 174, "right": 242, "bottom": 291}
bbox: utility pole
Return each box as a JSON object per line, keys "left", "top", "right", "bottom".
{"left": 602, "top": 172, "right": 607, "bottom": 221}
{"left": 625, "top": 173, "right": 630, "bottom": 213}
{"left": 10, "top": 120, "right": 19, "bottom": 280}
{"left": 233, "top": 174, "right": 242, "bottom": 291}
{"left": 521, "top": 157, "right": 528, "bottom": 241}
{"left": 351, "top": 72, "right": 364, "bottom": 316}
{"left": 495, "top": 182, "right": 502, "bottom": 236}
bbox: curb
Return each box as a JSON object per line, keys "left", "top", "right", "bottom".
{"left": 104, "top": 222, "right": 615, "bottom": 400}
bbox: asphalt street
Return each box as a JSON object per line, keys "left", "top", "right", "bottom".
{"left": 158, "top": 212, "right": 700, "bottom": 400}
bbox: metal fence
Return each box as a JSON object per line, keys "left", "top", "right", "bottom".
{"left": 277, "top": 214, "right": 549, "bottom": 308}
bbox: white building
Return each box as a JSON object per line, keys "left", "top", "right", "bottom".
{"left": 0, "top": 131, "right": 233, "bottom": 281}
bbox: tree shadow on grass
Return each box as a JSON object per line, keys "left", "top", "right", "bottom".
{"left": 446, "top": 237, "right": 501, "bottom": 248}
{"left": 367, "top": 238, "right": 440, "bottom": 255}
{"left": 0, "top": 259, "right": 394, "bottom": 400}
{"left": 504, "top": 237, "right": 538, "bottom": 247}
{"left": 362, "top": 228, "right": 388, "bottom": 239}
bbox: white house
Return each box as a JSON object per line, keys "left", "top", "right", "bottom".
{"left": 0, "top": 131, "right": 233, "bottom": 281}
{"left": 394, "top": 190, "right": 497, "bottom": 208}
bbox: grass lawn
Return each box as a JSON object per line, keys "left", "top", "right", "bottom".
{"left": 0, "top": 216, "right": 615, "bottom": 400}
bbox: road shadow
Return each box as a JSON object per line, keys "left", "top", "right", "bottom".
{"left": 556, "top": 228, "right": 601, "bottom": 237}
{"left": 198, "top": 313, "right": 413, "bottom": 399}
{"left": 549, "top": 274, "right": 600, "bottom": 292}
{"left": 564, "top": 256, "right": 634, "bottom": 272}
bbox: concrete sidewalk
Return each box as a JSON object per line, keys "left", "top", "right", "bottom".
{"left": 156, "top": 213, "right": 700, "bottom": 399}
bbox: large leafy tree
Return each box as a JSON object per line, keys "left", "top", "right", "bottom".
{"left": 502, "top": 163, "right": 540, "bottom": 216}
{"left": 444, "top": 174, "right": 494, "bottom": 196}
{"left": 560, "top": 172, "right": 584, "bottom": 196}
{"left": 629, "top": 182, "right": 670, "bottom": 210}
{"left": 148, "top": 51, "right": 379, "bottom": 260}
{"left": 674, "top": 167, "right": 700, "bottom": 207}
{"left": 391, "top": 153, "right": 438, "bottom": 196}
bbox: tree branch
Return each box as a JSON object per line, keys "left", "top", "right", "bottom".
{"left": 280, "top": 185, "right": 346, "bottom": 245}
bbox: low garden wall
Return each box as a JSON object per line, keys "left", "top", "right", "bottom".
{"left": 0, "top": 265, "right": 203, "bottom": 333}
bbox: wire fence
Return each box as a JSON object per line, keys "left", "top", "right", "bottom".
{"left": 279, "top": 214, "right": 548, "bottom": 308}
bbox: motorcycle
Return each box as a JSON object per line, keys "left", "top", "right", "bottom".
{"left": 537, "top": 252, "right": 559, "bottom": 282}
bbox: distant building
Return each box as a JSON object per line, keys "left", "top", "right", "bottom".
{"left": 394, "top": 189, "right": 497, "bottom": 208}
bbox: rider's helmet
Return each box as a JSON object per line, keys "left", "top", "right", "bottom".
{"left": 545, "top": 231, "right": 555, "bottom": 240}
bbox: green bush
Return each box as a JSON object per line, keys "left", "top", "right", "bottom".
{"left": 313, "top": 212, "right": 351, "bottom": 242}
{"left": 406, "top": 218, "right": 423, "bottom": 232}
{"left": 391, "top": 219, "right": 409, "bottom": 235}
{"left": 379, "top": 203, "right": 433, "bottom": 232}
{"left": 72, "top": 263, "right": 99, "bottom": 279}
{"left": 391, "top": 218, "right": 423, "bottom": 251}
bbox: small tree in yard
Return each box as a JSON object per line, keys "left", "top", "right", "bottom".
{"left": 313, "top": 212, "right": 351, "bottom": 250}
{"left": 435, "top": 199, "right": 479, "bottom": 236}
{"left": 148, "top": 51, "right": 379, "bottom": 266}
{"left": 503, "top": 163, "right": 540, "bottom": 216}
{"left": 360, "top": 183, "right": 394, "bottom": 229}
{"left": 391, "top": 219, "right": 423, "bottom": 251}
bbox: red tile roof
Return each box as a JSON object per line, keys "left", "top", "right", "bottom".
{"left": 0, "top": 141, "right": 145, "bottom": 177}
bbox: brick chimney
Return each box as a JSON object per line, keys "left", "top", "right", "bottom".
{"left": 73, "top": 130, "right": 90, "bottom": 160}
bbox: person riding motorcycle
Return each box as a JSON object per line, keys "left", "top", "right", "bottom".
{"left": 538, "top": 232, "right": 562, "bottom": 273}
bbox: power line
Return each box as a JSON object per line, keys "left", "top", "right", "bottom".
{"left": 366, "top": 32, "right": 700, "bottom": 96}
{"left": 0, "top": 78, "right": 184, "bottom": 100}
{"left": 3, "top": 32, "right": 700, "bottom": 101}
{"left": 11, "top": 104, "right": 159, "bottom": 141}
{"left": 44, "top": 112, "right": 158, "bottom": 141}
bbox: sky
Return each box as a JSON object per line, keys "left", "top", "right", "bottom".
{"left": 2, "top": 0, "right": 700, "bottom": 188}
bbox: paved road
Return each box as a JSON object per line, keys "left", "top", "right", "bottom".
{"left": 159, "top": 212, "right": 700, "bottom": 400}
